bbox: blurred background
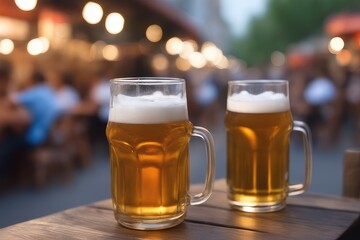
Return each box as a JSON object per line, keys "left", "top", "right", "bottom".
{"left": 1, "top": 0, "right": 360, "bottom": 228}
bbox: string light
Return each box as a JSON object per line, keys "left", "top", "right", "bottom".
{"left": 15, "top": 0, "right": 37, "bottom": 11}
{"left": 105, "top": 13, "right": 125, "bottom": 34}
{"left": 82, "top": 2, "right": 103, "bottom": 24}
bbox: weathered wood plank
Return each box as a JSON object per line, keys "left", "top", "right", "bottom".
{"left": 186, "top": 204, "right": 358, "bottom": 240}
{"left": 2, "top": 179, "right": 359, "bottom": 240}
{"left": 0, "top": 206, "right": 283, "bottom": 240}
{"left": 89, "top": 192, "right": 359, "bottom": 239}
{"left": 192, "top": 179, "right": 360, "bottom": 212}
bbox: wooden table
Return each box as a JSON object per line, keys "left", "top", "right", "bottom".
{"left": 1, "top": 179, "right": 360, "bottom": 240}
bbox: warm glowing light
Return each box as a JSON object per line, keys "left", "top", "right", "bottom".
{"left": 152, "top": 54, "right": 169, "bottom": 71}
{"left": 189, "top": 52, "right": 206, "bottom": 69}
{"left": 336, "top": 49, "right": 352, "bottom": 66}
{"left": 271, "top": 51, "right": 286, "bottom": 67}
{"left": 90, "top": 41, "right": 106, "bottom": 60}
{"left": 180, "top": 40, "right": 197, "bottom": 59}
{"left": 328, "top": 37, "right": 344, "bottom": 54}
{"left": 0, "top": 39, "right": 14, "bottom": 55}
{"left": 146, "top": 24, "right": 163, "bottom": 42}
{"left": 27, "top": 37, "right": 49, "bottom": 55}
{"left": 15, "top": 0, "right": 37, "bottom": 11}
{"left": 176, "top": 57, "right": 191, "bottom": 71}
{"left": 102, "top": 45, "right": 119, "bottom": 61}
{"left": 165, "top": 37, "right": 183, "bottom": 55}
{"left": 201, "top": 42, "right": 222, "bottom": 63}
{"left": 215, "top": 55, "right": 229, "bottom": 69}
{"left": 82, "top": 2, "right": 103, "bottom": 24}
{"left": 105, "top": 13, "right": 125, "bottom": 34}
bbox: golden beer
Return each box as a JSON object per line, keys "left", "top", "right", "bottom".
{"left": 225, "top": 110, "right": 293, "bottom": 207}
{"left": 106, "top": 120, "right": 193, "bottom": 221}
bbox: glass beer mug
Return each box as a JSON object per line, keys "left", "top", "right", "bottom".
{"left": 225, "top": 80, "right": 312, "bottom": 212}
{"left": 106, "top": 78, "right": 216, "bottom": 230}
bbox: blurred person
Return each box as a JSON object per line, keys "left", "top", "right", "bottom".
{"left": 0, "top": 60, "right": 31, "bottom": 186}
{"left": 9, "top": 71, "right": 60, "bottom": 186}
{"left": 71, "top": 63, "right": 110, "bottom": 144}
{"left": 14, "top": 71, "right": 60, "bottom": 147}
{"left": 289, "top": 71, "right": 312, "bottom": 121}
{"left": 44, "top": 69, "right": 80, "bottom": 115}
{"left": 303, "top": 68, "right": 337, "bottom": 145}
{"left": 44, "top": 68, "right": 90, "bottom": 169}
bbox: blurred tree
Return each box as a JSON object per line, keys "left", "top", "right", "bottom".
{"left": 232, "top": 0, "right": 360, "bottom": 66}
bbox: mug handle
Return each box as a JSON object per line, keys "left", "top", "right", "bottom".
{"left": 288, "top": 121, "right": 313, "bottom": 196}
{"left": 189, "top": 126, "right": 216, "bottom": 205}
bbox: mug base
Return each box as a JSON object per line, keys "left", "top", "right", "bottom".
{"left": 115, "top": 212, "right": 186, "bottom": 230}
{"left": 229, "top": 200, "right": 286, "bottom": 213}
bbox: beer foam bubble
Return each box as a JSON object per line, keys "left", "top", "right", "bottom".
{"left": 109, "top": 91, "right": 188, "bottom": 124}
{"left": 227, "top": 91, "right": 290, "bottom": 113}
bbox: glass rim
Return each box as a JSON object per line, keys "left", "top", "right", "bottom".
{"left": 228, "top": 79, "right": 288, "bottom": 85}
{"left": 110, "top": 77, "right": 185, "bottom": 85}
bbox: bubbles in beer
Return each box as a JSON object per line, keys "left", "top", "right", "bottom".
{"left": 109, "top": 91, "right": 188, "bottom": 123}
{"left": 227, "top": 91, "right": 290, "bottom": 113}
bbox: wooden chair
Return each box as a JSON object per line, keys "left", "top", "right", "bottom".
{"left": 343, "top": 147, "right": 360, "bottom": 198}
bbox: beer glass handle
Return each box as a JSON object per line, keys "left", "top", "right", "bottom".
{"left": 288, "top": 121, "right": 313, "bottom": 196}
{"left": 189, "top": 126, "right": 216, "bottom": 205}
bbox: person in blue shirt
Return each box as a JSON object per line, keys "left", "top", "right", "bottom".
{"left": 15, "top": 72, "right": 60, "bottom": 147}
{"left": 0, "top": 69, "right": 59, "bottom": 186}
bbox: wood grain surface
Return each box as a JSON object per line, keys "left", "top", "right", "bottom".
{"left": 1, "top": 179, "right": 360, "bottom": 240}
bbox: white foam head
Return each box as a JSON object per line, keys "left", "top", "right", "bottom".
{"left": 109, "top": 91, "right": 188, "bottom": 124}
{"left": 227, "top": 91, "right": 290, "bottom": 113}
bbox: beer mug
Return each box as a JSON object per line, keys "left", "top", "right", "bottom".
{"left": 106, "top": 78, "right": 216, "bottom": 230}
{"left": 225, "top": 80, "right": 312, "bottom": 212}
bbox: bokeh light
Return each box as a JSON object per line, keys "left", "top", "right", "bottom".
{"left": 27, "top": 37, "right": 50, "bottom": 55}
{"left": 179, "top": 40, "right": 197, "bottom": 59}
{"left": 90, "top": 40, "right": 106, "bottom": 60}
{"left": 82, "top": 2, "right": 103, "bottom": 24}
{"left": 201, "top": 42, "right": 223, "bottom": 63}
{"left": 152, "top": 54, "right": 169, "bottom": 71}
{"left": 146, "top": 24, "right": 163, "bottom": 43}
{"left": 165, "top": 37, "right": 183, "bottom": 55}
{"left": 270, "top": 51, "right": 286, "bottom": 67}
{"left": 328, "top": 37, "right": 344, "bottom": 54}
{"left": 336, "top": 49, "right": 352, "bottom": 66}
{"left": 105, "top": 13, "right": 125, "bottom": 34}
{"left": 0, "top": 39, "right": 14, "bottom": 55}
{"left": 215, "top": 55, "right": 229, "bottom": 69}
{"left": 188, "top": 51, "right": 206, "bottom": 68}
{"left": 175, "top": 57, "right": 191, "bottom": 71}
{"left": 102, "top": 44, "right": 120, "bottom": 61}
{"left": 15, "top": 0, "right": 37, "bottom": 11}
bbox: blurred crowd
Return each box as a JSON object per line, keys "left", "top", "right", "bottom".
{"left": 1, "top": 52, "right": 360, "bottom": 191}
{"left": 0, "top": 58, "right": 110, "bottom": 190}
{"left": 287, "top": 56, "right": 360, "bottom": 147}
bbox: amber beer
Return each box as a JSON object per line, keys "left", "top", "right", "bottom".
{"left": 107, "top": 78, "right": 215, "bottom": 230}
{"left": 225, "top": 87, "right": 297, "bottom": 212}
{"left": 106, "top": 95, "right": 192, "bottom": 223}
